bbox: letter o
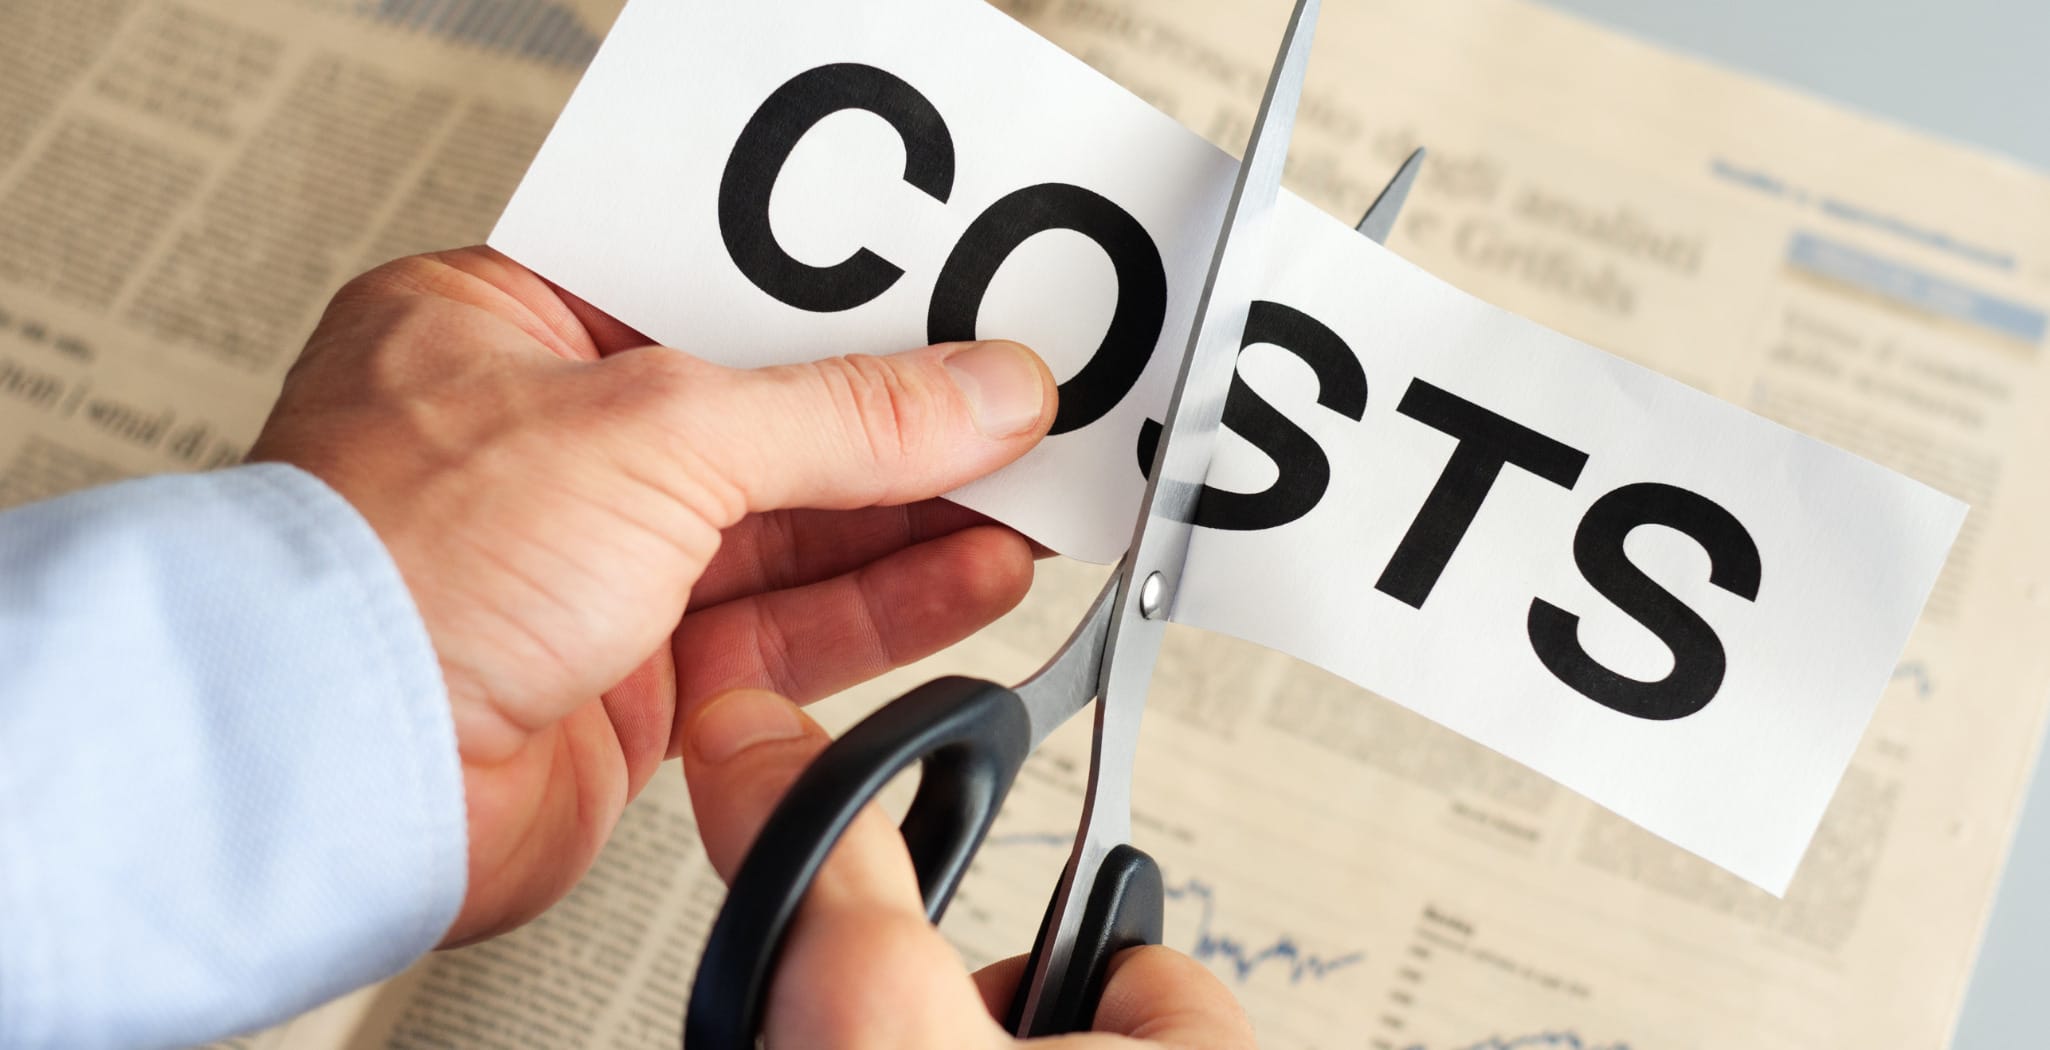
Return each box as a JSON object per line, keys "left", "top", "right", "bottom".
{"left": 927, "top": 183, "right": 1167, "bottom": 435}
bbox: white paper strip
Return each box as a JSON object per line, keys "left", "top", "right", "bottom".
{"left": 489, "top": 0, "right": 1964, "bottom": 893}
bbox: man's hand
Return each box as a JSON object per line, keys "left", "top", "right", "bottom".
{"left": 682, "top": 687, "right": 1259, "bottom": 1048}
{"left": 250, "top": 247, "right": 1058, "bottom": 944}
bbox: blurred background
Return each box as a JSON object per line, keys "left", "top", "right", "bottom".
{"left": 1546, "top": 0, "right": 2049, "bottom": 172}
{"left": 1530, "top": 6, "right": 2047, "bottom": 1044}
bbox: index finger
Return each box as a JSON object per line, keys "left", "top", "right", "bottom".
{"left": 690, "top": 499, "right": 998, "bottom": 609}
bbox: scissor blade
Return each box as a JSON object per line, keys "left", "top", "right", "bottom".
{"left": 1011, "top": 0, "right": 1323, "bottom": 1034}
{"left": 1355, "top": 146, "right": 1425, "bottom": 245}
{"left": 1133, "top": 0, "right": 1321, "bottom": 544}
{"left": 1012, "top": 575, "right": 1117, "bottom": 749}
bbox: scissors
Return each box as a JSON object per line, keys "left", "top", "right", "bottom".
{"left": 684, "top": 1, "right": 1425, "bottom": 1040}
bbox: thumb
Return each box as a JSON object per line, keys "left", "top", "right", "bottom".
{"left": 1089, "top": 945, "right": 1258, "bottom": 1047}
{"left": 659, "top": 339, "right": 1057, "bottom": 514}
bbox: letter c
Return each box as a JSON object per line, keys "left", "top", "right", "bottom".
{"left": 718, "top": 63, "right": 956, "bottom": 312}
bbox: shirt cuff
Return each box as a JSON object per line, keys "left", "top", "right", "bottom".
{"left": 0, "top": 464, "right": 466, "bottom": 1049}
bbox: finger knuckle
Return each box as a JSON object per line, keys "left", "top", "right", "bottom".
{"left": 745, "top": 600, "right": 806, "bottom": 699}
{"left": 611, "top": 345, "right": 700, "bottom": 407}
{"left": 600, "top": 349, "right": 753, "bottom": 525}
{"left": 812, "top": 354, "right": 937, "bottom": 470}
{"left": 594, "top": 348, "right": 714, "bottom": 445}
{"left": 754, "top": 510, "right": 804, "bottom": 591}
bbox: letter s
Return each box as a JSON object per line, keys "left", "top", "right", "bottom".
{"left": 717, "top": 63, "right": 956, "bottom": 312}
{"left": 1528, "top": 483, "right": 1762, "bottom": 720}
{"left": 1137, "top": 301, "right": 1366, "bottom": 530}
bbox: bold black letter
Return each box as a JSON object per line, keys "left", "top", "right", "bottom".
{"left": 718, "top": 63, "right": 955, "bottom": 312}
{"left": 1137, "top": 301, "right": 1367, "bottom": 530}
{"left": 929, "top": 183, "right": 1166, "bottom": 435}
{"left": 1528, "top": 483, "right": 1761, "bottom": 720}
{"left": 1376, "top": 380, "right": 1588, "bottom": 607}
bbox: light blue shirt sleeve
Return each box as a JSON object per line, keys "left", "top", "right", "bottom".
{"left": 0, "top": 463, "right": 468, "bottom": 1050}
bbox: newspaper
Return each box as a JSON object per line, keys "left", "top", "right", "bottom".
{"left": 1, "top": 2, "right": 2042, "bottom": 1049}
{"left": 0, "top": 0, "right": 606, "bottom": 505}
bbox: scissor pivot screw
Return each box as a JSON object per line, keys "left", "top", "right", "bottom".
{"left": 1139, "top": 572, "right": 1166, "bottom": 619}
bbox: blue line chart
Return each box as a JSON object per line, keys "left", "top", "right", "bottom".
{"left": 1892, "top": 660, "right": 1934, "bottom": 699}
{"left": 979, "top": 831, "right": 1364, "bottom": 986}
{"left": 1404, "top": 1031, "right": 1632, "bottom": 1050}
{"left": 1166, "top": 878, "right": 1365, "bottom": 985}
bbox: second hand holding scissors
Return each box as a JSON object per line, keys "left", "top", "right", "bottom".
{"left": 683, "top": 2, "right": 1423, "bottom": 1041}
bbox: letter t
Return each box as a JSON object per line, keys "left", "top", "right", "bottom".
{"left": 1375, "top": 379, "right": 1589, "bottom": 608}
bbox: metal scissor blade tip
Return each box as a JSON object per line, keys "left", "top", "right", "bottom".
{"left": 1355, "top": 146, "right": 1426, "bottom": 245}
{"left": 1131, "top": 0, "right": 1319, "bottom": 505}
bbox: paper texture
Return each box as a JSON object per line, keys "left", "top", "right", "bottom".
{"left": 487, "top": 0, "right": 1960, "bottom": 893}
{"left": 0, "top": 2, "right": 2039, "bottom": 1049}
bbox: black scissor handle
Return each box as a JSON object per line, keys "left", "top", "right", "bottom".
{"left": 685, "top": 676, "right": 1032, "bottom": 1049}
{"left": 1005, "top": 843, "right": 1163, "bottom": 1034}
